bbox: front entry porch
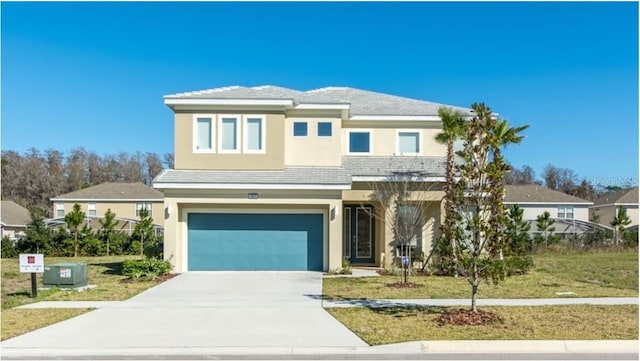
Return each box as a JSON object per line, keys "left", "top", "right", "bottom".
{"left": 342, "top": 205, "right": 376, "bottom": 266}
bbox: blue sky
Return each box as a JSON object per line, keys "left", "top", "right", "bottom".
{"left": 2, "top": 2, "right": 638, "bottom": 187}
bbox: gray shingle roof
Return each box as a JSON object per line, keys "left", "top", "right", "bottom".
{"left": 343, "top": 156, "right": 446, "bottom": 177}
{"left": 504, "top": 185, "right": 592, "bottom": 204}
{"left": 153, "top": 167, "right": 352, "bottom": 186}
{"left": 51, "top": 182, "right": 164, "bottom": 201}
{"left": 1, "top": 201, "right": 31, "bottom": 226}
{"left": 164, "top": 85, "right": 472, "bottom": 117}
{"left": 593, "top": 186, "right": 638, "bottom": 206}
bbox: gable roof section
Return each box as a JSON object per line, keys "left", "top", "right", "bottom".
{"left": 504, "top": 185, "right": 592, "bottom": 205}
{"left": 343, "top": 156, "right": 446, "bottom": 179}
{"left": 164, "top": 85, "right": 472, "bottom": 117}
{"left": 153, "top": 167, "right": 352, "bottom": 190}
{"left": 1, "top": 201, "right": 31, "bottom": 227}
{"left": 592, "top": 186, "right": 639, "bottom": 206}
{"left": 51, "top": 182, "right": 164, "bottom": 201}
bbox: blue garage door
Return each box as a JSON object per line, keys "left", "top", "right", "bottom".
{"left": 187, "top": 213, "right": 324, "bottom": 271}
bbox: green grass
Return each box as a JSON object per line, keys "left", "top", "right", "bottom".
{"left": 1, "top": 256, "right": 167, "bottom": 310}
{"left": 327, "top": 305, "right": 639, "bottom": 345}
{"left": 323, "top": 251, "right": 639, "bottom": 300}
{"left": 1, "top": 308, "right": 93, "bottom": 341}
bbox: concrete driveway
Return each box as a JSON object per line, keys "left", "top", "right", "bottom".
{"left": 2, "top": 272, "right": 367, "bottom": 352}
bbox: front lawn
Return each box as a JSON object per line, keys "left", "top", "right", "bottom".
{"left": 1, "top": 256, "right": 171, "bottom": 340}
{"left": 327, "top": 305, "right": 639, "bottom": 345}
{"left": 323, "top": 251, "right": 639, "bottom": 299}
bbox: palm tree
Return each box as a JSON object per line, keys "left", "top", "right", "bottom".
{"left": 435, "top": 107, "right": 465, "bottom": 274}
{"left": 64, "top": 203, "right": 86, "bottom": 257}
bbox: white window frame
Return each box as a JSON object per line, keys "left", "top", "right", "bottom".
{"left": 193, "top": 114, "right": 216, "bottom": 153}
{"left": 396, "top": 129, "right": 422, "bottom": 156}
{"left": 87, "top": 202, "right": 97, "bottom": 217}
{"left": 55, "top": 202, "right": 65, "bottom": 218}
{"left": 243, "top": 115, "right": 266, "bottom": 154}
{"left": 347, "top": 129, "right": 373, "bottom": 155}
{"left": 557, "top": 206, "right": 574, "bottom": 219}
{"left": 136, "top": 202, "right": 153, "bottom": 217}
{"left": 293, "top": 121, "right": 308, "bottom": 137}
{"left": 317, "top": 121, "right": 332, "bottom": 137}
{"left": 217, "top": 114, "right": 241, "bottom": 153}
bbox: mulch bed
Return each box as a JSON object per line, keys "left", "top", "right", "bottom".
{"left": 435, "top": 308, "right": 503, "bottom": 326}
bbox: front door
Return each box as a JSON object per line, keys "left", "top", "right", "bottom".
{"left": 343, "top": 205, "right": 375, "bottom": 265}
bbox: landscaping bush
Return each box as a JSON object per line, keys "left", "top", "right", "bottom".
{"left": 504, "top": 255, "right": 534, "bottom": 276}
{"left": 122, "top": 258, "right": 172, "bottom": 280}
{"left": 1, "top": 237, "right": 18, "bottom": 258}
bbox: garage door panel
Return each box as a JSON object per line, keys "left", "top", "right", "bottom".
{"left": 187, "top": 213, "right": 323, "bottom": 271}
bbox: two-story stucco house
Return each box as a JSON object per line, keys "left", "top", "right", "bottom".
{"left": 590, "top": 186, "right": 639, "bottom": 229}
{"left": 154, "top": 86, "right": 472, "bottom": 272}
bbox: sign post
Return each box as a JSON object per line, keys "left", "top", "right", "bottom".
{"left": 19, "top": 254, "right": 44, "bottom": 298}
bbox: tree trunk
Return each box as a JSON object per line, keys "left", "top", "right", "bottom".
{"left": 140, "top": 233, "right": 144, "bottom": 256}
{"left": 74, "top": 233, "right": 78, "bottom": 257}
{"left": 106, "top": 237, "right": 110, "bottom": 257}
{"left": 471, "top": 258, "right": 479, "bottom": 312}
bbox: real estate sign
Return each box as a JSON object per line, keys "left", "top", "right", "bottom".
{"left": 19, "top": 254, "right": 44, "bottom": 273}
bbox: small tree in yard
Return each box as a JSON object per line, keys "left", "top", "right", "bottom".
{"left": 133, "top": 208, "right": 155, "bottom": 256}
{"left": 99, "top": 208, "right": 118, "bottom": 256}
{"left": 64, "top": 203, "right": 86, "bottom": 257}
{"left": 367, "top": 164, "right": 437, "bottom": 285}
{"left": 448, "top": 103, "right": 529, "bottom": 313}
{"left": 22, "top": 209, "right": 52, "bottom": 254}
{"left": 506, "top": 204, "right": 532, "bottom": 255}
{"left": 611, "top": 206, "right": 632, "bottom": 245}
{"left": 534, "top": 211, "right": 558, "bottom": 248}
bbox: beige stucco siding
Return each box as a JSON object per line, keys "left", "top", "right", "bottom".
{"left": 174, "top": 112, "right": 285, "bottom": 170}
{"left": 162, "top": 189, "right": 343, "bottom": 273}
{"left": 342, "top": 121, "right": 446, "bottom": 157}
{"left": 285, "top": 117, "right": 342, "bottom": 166}
{"left": 591, "top": 204, "right": 639, "bottom": 227}
{"left": 506, "top": 203, "right": 590, "bottom": 223}
{"left": 53, "top": 201, "right": 164, "bottom": 226}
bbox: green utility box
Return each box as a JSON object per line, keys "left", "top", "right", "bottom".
{"left": 43, "top": 263, "right": 88, "bottom": 288}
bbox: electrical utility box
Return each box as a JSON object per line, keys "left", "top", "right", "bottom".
{"left": 43, "top": 263, "right": 88, "bottom": 288}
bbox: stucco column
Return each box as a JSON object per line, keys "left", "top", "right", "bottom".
{"left": 327, "top": 200, "right": 343, "bottom": 271}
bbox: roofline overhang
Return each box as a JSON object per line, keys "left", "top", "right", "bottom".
{"left": 164, "top": 98, "right": 294, "bottom": 107}
{"left": 51, "top": 198, "right": 164, "bottom": 202}
{"left": 504, "top": 201, "right": 593, "bottom": 206}
{"left": 293, "top": 103, "right": 350, "bottom": 110}
{"left": 590, "top": 202, "right": 638, "bottom": 208}
{"left": 153, "top": 183, "right": 351, "bottom": 190}
{"left": 352, "top": 176, "right": 446, "bottom": 182}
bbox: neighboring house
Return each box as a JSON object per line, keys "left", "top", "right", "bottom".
{"left": 590, "top": 186, "right": 639, "bottom": 229}
{"left": 504, "top": 184, "right": 595, "bottom": 237}
{"left": 1, "top": 201, "right": 31, "bottom": 240}
{"left": 154, "top": 85, "right": 473, "bottom": 272}
{"left": 50, "top": 182, "right": 165, "bottom": 232}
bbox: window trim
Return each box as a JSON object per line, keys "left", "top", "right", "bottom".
{"left": 87, "top": 202, "right": 97, "bottom": 217}
{"left": 243, "top": 115, "right": 266, "bottom": 154}
{"left": 557, "top": 206, "right": 575, "bottom": 219}
{"left": 193, "top": 114, "right": 216, "bottom": 153}
{"left": 293, "top": 121, "right": 308, "bottom": 137}
{"left": 396, "top": 129, "right": 422, "bottom": 156}
{"left": 347, "top": 129, "right": 373, "bottom": 155}
{"left": 217, "top": 114, "right": 241, "bottom": 154}
{"left": 55, "top": 202, "right": 65, "bottom": 218}
{"left": 136, "top": 202, "right": 153, "bottom": 217}
{"left": 317, "top": 122, "right": 332, "bottom": 137}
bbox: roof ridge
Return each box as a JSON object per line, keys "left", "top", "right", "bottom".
{"left": 165, "top": 86, "right": 243, "bottom": 98}
{"left": 305, "top": 86, "right": 350, "bottom": 93}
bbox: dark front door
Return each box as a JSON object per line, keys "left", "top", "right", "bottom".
{"left": 343, "top": 205, "right": 375, "bottom": 265}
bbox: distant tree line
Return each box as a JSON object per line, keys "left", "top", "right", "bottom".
{"left": 1, "top": 147, "right": 174, "bottom": 217}
{"left": 504, "top": 163, "right": 634, "bottom": 201}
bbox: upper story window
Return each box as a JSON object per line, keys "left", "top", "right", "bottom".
{"left": 136, "top": 202, "right": 153, "bottom": 217}
{"left": 88, "top": 202, "right": 97, "bottom": 216}
{"left": 557, "top": 206, "right": 574, "bottom": 219}
{"left": 55, "top": 203, "right": 65, "bottom": 218}
{"left": 194, "top": 116, "right": 215, "bottom": 152}
{"left": 397, "top": 130, "right": 421, "bottom": 155}
{"left": 244, "top": 116, "right": 265, "bottom": 153}
{"left": 348, "top": 131, "right": 371, "bottom": 154}
{"left": 293, "top": 122, "right": 308, "bottom": 137}
{"left": 318, "top": 122, "right": 332, "bottom": 137}
{"left": 219, "top": 116, "right": 240, "bottom": 153}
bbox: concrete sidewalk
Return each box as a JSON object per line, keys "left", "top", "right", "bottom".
{"left": 323, "top": 297, "right": 639, "bottom": 308}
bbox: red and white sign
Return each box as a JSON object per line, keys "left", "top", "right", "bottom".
{"left": 19, "top": 254, "right": 44, "bottom": 273}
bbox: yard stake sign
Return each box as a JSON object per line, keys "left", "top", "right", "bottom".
{"left": 19, "top": 254, "right": 44, "bottom": 298}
